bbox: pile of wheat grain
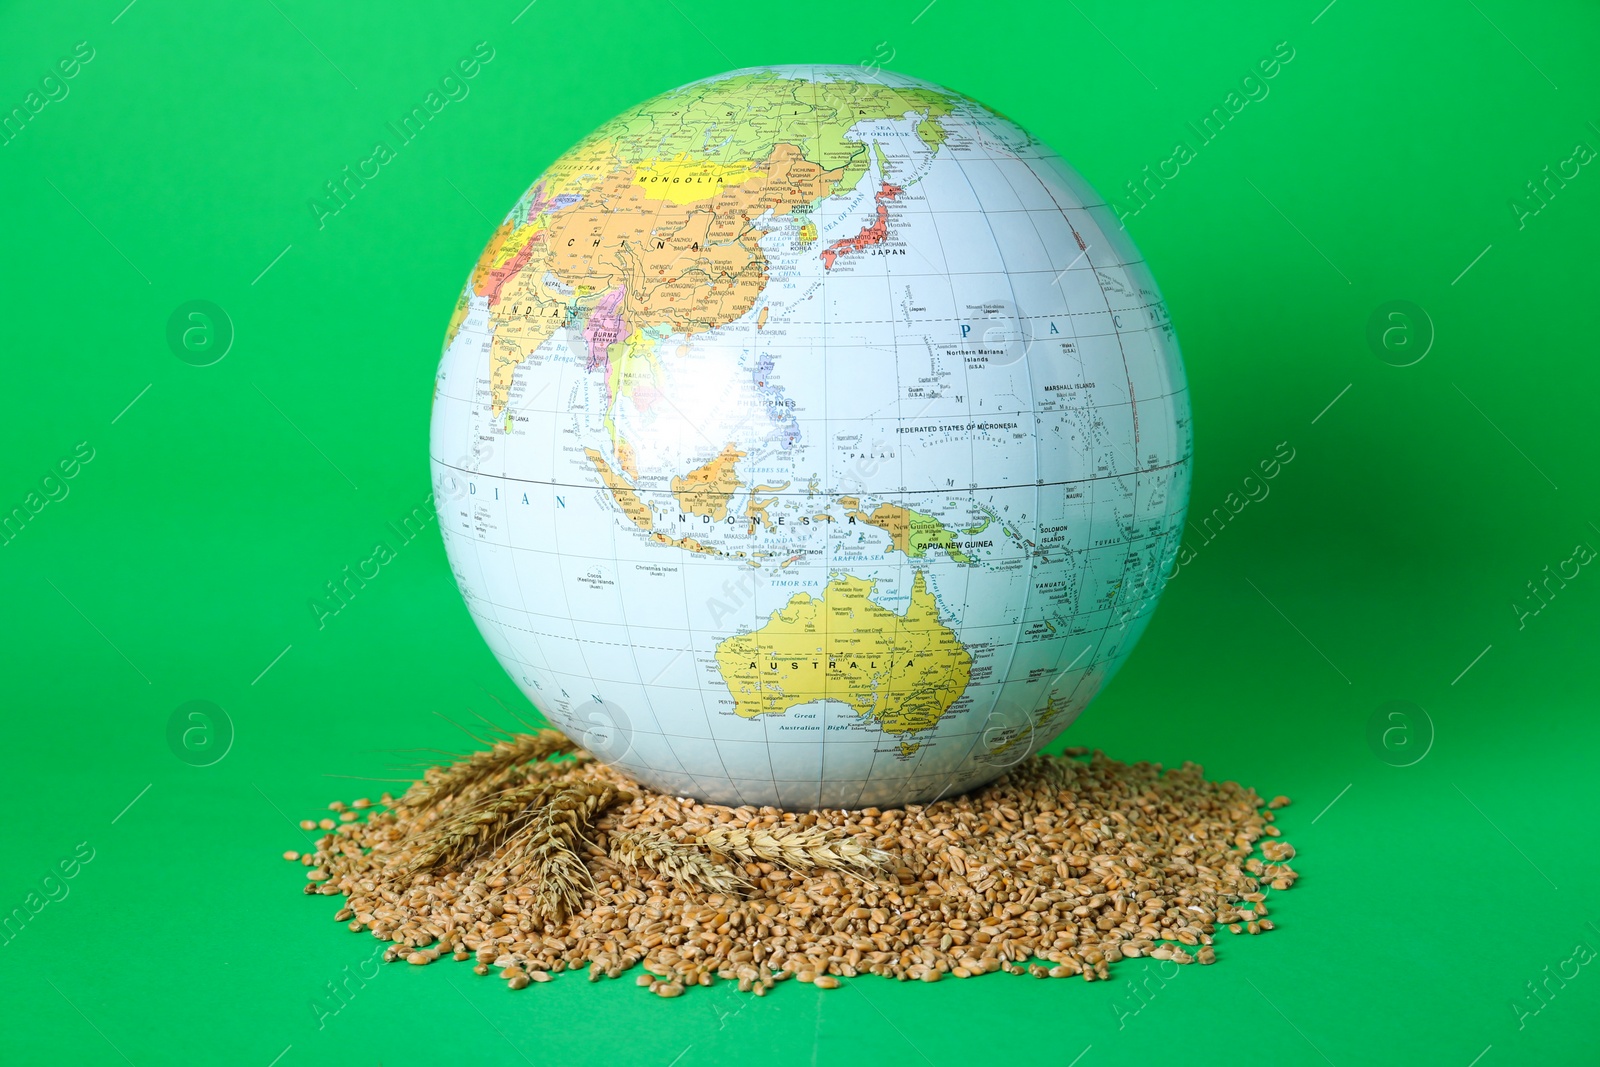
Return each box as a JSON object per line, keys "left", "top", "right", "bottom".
{"left": 287, "top": 731, "right": 1297, "bottom": 996}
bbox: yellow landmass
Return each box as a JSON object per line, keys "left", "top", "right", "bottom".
{"left": 491, "top": 219, "right": 545, "bottom": 271}
{"left": 585, "top": 448, "right": 652, "bottom": 530}
{"left": 714, "top": 572, "right": 971, "bottom": 734}
{"left": 607, "top": 329, "right": 662, "bottom": 411}
{"left": 671, "top": 443, "right": 746, "bottom": 520}
{"left": 632, "top": 153, "right": 763, "bottom": 205}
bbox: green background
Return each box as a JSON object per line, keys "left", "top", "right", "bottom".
{"left": 3, "top": 1, "right": 1596, "bottom": 1063}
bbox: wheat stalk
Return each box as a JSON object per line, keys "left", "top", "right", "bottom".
{"left": 399, "top": 729, "right": 575, "bottom": 813}
{"left": 695, "top": 825, "right": 888, "bottom": 874}
{"left": 607, "top": 829, "right": 747, "bottom": 894}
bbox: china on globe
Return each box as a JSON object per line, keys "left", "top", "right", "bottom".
{"left": 430, "top": 65, "right": 1191, "bottom": 810}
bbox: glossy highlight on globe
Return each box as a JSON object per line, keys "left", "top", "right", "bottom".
{"left": 430, "top": 64, "right": 1192, "bottom": 808}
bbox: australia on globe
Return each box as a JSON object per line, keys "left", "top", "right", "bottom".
{"left": 430, "top": 65, "right": 1191, "bottom": 809}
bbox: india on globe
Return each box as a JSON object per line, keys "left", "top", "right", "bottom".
{"left": 430, "top": 64, "right": 1191, "bottom": 809}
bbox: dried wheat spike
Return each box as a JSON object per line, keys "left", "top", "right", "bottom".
{"left": 531, "top": 850, "right": 591, "bottom": 921}
{"left": 607, "top": 829, "right": 747, "bottom": 894}
{"left": 399, "top": 729, "right": 575, "bottom": 813}
{"left": 406, "top": 779, "right": 563, "bottom": 872}
{"left": 696, "top": 825, "right": 888, "bottom": 874}
{"left": 481, "top": 782, "right": 632, "bottom": 921}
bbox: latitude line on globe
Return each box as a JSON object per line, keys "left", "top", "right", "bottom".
{"left": 427, "top": 456, "right": 1189, "bottom": 496}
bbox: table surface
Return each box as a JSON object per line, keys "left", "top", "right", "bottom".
{"left": 3, "top": 2, "right": 1597, "bottom": 1064}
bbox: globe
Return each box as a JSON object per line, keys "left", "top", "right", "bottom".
{"left": 430, "top": 65, "right": 1191, "bottom": 809}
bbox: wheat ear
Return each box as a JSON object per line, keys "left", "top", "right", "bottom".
{"left": 399, "top": 729, "right": 575, "bottom": 813}
{"left": 607, "top": 829, "right": 747, "bottom": 894}
{"left": 695, "top": 825, "right": 888, "bottom": 874}
{"left": 406, "top": 779, "right": 563, "bottom": 872}
{"left": 482, "top": 782, "right": 631, "bottom": 921}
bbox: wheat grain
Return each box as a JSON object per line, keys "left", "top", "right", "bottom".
{"left": 294, "top": 735, "right": 1298, "bottom": 999}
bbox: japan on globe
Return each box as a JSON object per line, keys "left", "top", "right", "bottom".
{"left": 431, "top": 65, "right": 1191, "bottom": 809}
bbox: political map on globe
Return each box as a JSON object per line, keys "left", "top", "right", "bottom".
{"left": 430, "top": 65, "right": 1192, "bottom": 809}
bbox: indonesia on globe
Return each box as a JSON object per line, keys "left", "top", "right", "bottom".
{"left": 430, "top": 65, "right": 1191, "bottom": 810}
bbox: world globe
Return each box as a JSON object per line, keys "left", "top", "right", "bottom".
{"left": 430, "top": 65, "right": 1191, "bottom": 809}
